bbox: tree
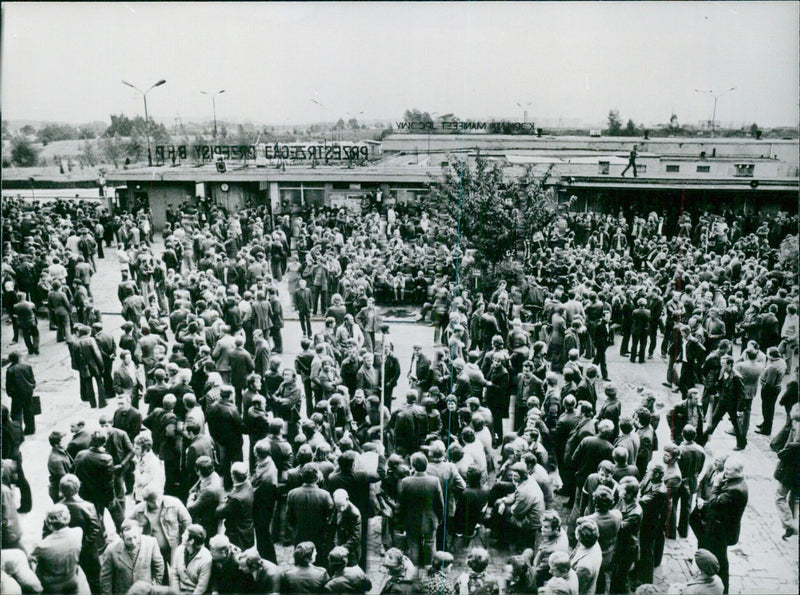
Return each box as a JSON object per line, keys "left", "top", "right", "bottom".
{"left": 81, "top": 140, "right": 97, "bottom": 167}
{"left": 10, "top": 137, "right": 39, "bottom": 166}
{"left": 348, "top": 118, "right": 359, "bottom": 130}
{"left": 101, "top": 135, "right": 124, "bottom": 168}
{"left": 1, "top": 120, "right": 10, "bottom": 139}
{"left": 336, "top": 118, "right": 345, "bottom": 130}
{"left": 750, "top": 123, "right": 760, "bottom": 137}
{"left": 429, "top": 156, "right": 517, "bottom": 272}
{"left": 625, "top": 118, "right": 637, "bottom": 136}
{"left": 37, "top": 123, "right": 79, "bottom": 145}
{"left": 219, "top": 124, "right": 228, "bottom": 140}
{"left": 517, "top": 165, "right": 561, "bottom": 247}
{"left": 669, "top": 114, "right": 680, "bottom": 132}
{"left": 403, "top": 109, "right": 433, "bottom": 124}
{"left": 606, "top": 110, "right": 623, "bottom": 136}
{"left": 19, "top": 124, "right": 36, "bottom": 136}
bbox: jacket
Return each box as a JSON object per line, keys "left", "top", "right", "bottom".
{"left": 73, "top": 335, "right": 104, "bottom": 377}
{"left": 332, "top": 501, "right": 362, "bottom": 565}
{"left": 216, "top": 480, "right": 255, "bottom": 550}
{"left": 100, "top": 534, "right": 164, "bottom": 595}
{"left": 5, "top": 362, "right": 35, "bottom": 400}
{"left": 207, "top": 399, "right": 245, "bottom": 447}
{"left": 73, "top": 447, "right": 115, "bottom": 506}
{"left": 397, "top": 472, "right": 444, "bottom": 536}
{"left": 704, "top": 475, "right": 748, "bottom": 546}
{"left": 170, "top": 544, "right": 212, "bottom": 595}
{"left": 187, "top": 472, "right": 224, "bottom": 539}
{"left": 32, "top": 527, "right": 87, "bottom": 594}
{"left": 287, "top": 483, "right": 334, "bottom": 546}
{"left": 132, "top": 496, "right": 192, "bottom": 551}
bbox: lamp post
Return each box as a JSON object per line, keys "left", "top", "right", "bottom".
{"left": 122, "top": 79, "right": 166, "bottom": 166}
{"left": 310, "top": 98, "right": 324, "bottom": 140}
{"left": 694, "top": 87, "right": 736, "bottom": 137}
{"left": 201, "top": 89, "right": 225, "bottom": 140}
{"left": 379, "top": 323, "right": 390, "bottom": 447}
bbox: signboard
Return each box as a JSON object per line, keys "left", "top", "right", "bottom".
{"left": 154, "top": 142, "right": 374, "bottom": 164}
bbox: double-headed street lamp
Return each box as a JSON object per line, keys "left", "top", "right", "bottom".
{"left": 201, "top": 89, "right": 226, "bottom": 139}
{"left": 122, "top": 78, "right": 167, "bottom": 166}
{"left": 694, "top": 87, "right": 736, "bottom": 137}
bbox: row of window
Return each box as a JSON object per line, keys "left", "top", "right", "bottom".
{"left": 597, "top": 162, "right": 755, "bottom": 176}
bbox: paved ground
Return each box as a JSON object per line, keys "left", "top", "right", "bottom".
{"left": 1, "top": 245, "right": 797, "bottom": 594}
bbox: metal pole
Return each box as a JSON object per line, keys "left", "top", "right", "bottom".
{"left": 380, "top": 331, "right": 387, "bottom": 447}
{"left": 213, "top": 95, "right": 218, "bottom": 139}
{"left": 711, "top": 96, "right": 718, "bottom": 137}
{"left": 143, "top": 92, "right": 152, "bottom": 166}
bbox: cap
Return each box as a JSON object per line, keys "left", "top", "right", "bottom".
{"left": 694, "top": 549, "right": 720, "bottom": 575}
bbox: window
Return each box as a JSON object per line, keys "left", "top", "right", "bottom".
{"left": 598, "top": 161, "right": 610, "bottom": 175}
{"left": 696, "top": 165, "right": 710, "bottom": 173}
{"left": 635, "top": 164, "right": 647, "bottom": 173}
{"left": 666, "top": 164, "right": 680, "bottom": 173}
{"left": 734, "top": 163, "right": 755, "bottom": 177}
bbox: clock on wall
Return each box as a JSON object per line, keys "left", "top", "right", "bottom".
{"left": 220, "top": 183, "right": 230, "bottom": 192}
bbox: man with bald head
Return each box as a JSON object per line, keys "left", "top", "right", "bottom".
{"left": 697, "top": 456, "right": 748, "bottom": 593}
{"left": 331, "top": 489, "right": 362, "bottom": 567}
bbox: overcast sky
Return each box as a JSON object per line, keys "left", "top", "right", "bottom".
{"left": 2, "top": 2, "right": 798, "bottom": 127}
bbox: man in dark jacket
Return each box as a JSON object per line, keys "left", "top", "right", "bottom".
{"left": 12, "top": 292, "right": 39, "bottom": 355}
{"left": 207, "top": 386, "right": 245, "bottom": 490}
{"left": 47, "top": 281, "right": 73, "bottom": 343}
{"left": 629, "top": 298, "right": 650, "bottom": 364}
{"left": 294, "top": 279, "right": 314, "bottom": 338}
{"left": 287, "top": 463, "right": 334, "bottom": 565}
{"left": 92, "top": 322, "right": 117, "bottom": 403}
{"left": 187, "top": 456, "right": 224, "bottom": 542}
{"left": 396, "top": 452, "right": 444, "bottom": 567}
{"left": 56, "top": 474, "right": 104, "bottom": 594}
{"left": 5, "top": 351, "right": 36, "bottom": 434}
{"left": 216, "top": 462, "right": 255, "bottom": 551}
{"left": 331, "top": 489, "right": 363, "bottom": 567}
{"left": 229, "top": 336, "right": 255, "bottom": 411}
{"left": 593, "top": 311, "right": 613, "bottom": 380}
{"left": 697, "top": 457, "right": 749, "bottom": 593}
{"left": 705, "top": 356, "right": 747, "bottom": 451}
{"left": 269, "top": 289, "right": 284, "bottom": 353}
{"left": 72, "top": 325, "right": 106, "bottom": 408}
{"left": 73, "top": 431, "right": 116, "bottom": 529}
{"left": 327, "top": 450, "right": 385, "bottom": 569}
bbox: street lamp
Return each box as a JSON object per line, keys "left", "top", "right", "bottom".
{"left": 310, "top": 98, "right": 324, "bottom": 140}
{"left": 694, "top": 87, "right": 736, "bottom": 137}
{"left": 201, "top": 89, "right": 226, "bottom": 139}
{"left": 516, "top": 102, "right": 533, "bottom": 123}
{"left": 122, "top": 78, "right": 167, "bottom": 166}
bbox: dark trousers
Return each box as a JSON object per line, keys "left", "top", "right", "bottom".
{"left": 217, "top": 443, "right": 243, "bottom": 491}
{"left": 270, "top": 327, "right": 283, "bottom": 354}
{"left": 311, "top": 285, "right": 328, "bottom": 315}
{"left": 610, "top": 548, "right": 636, "bottom": 595}
{"left": 54, "top": 311, "right": 72, "bottom": 342}
{"left": 255, "top": 500, "right": 277, "bottom": 563}
{"left": 298, "top": 311, "right": 312, "bottom": 337}
{"left": 80, "top": 374, "right": 106, "bottom": 408}
{"left": 629, "top": 333, "right": 646, "bottom": 363}
{"left": 708, "top": 398, "right": 747, "bottom": 449}
{"left": 593, "top": 347, "right": 608, "bottom": 380}
{"left": 102, "top": 361, "right": 115, "bottom": 400}
{"left": 620, "top": 325, "right": 631, "bottom": 355}
{"left": 707, "top": 538, "right": 731, "bottom": 593}
{"left": 11, "top": 455, "right": 32, "bottom": 512}
{"left": 647, "top": 323, "right": 659, "bottom": 357}
{"left": 760, "top": 387, "right": 780, "bottom": 433}
{"left": 10, "top": 396, "right": 35, "bottom": 435}
{"left": 676, "top": 482, "right": 694, "bottom": 538}
{"left": 20, "top": 322, "right": 39, "bottom": 354}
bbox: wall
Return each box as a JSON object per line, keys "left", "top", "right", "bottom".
{"left": 128, "top": 181, "right": 195, "bottom": 230}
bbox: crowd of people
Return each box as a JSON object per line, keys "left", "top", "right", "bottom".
{"left": 1, "top": 194, "right": 798, "bottom": 595}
